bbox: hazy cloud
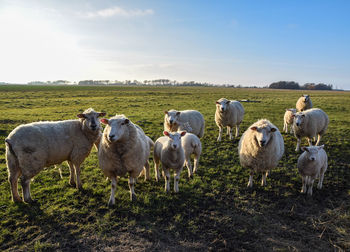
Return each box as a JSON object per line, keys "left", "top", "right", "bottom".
{"left": 79, "top": 6, "right": 154, "bottom": 18}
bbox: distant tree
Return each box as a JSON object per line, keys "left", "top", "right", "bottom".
{"left": 269, "top": 81, "right": 300, "bottom": 89}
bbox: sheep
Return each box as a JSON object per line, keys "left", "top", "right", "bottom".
{"left": 292, "top": 108, "right": 329, "bottom": 152}
{"left": 154, "top": 131, "right": 186, "bottom": 193}
{"left": 283, "top": 108, "right": 297, "bottom": 134}
{"left": 296, "top": 94, "right": 313, "bottom": 112}
{"left": 5, "top": 108, "right": 106, "bottom": 203}
{"left": 164, "top": 109, "right": 205, "bottom": 138}
{"left": 238, "top": 119, "right": 284, "bottom": 188}
{"left": 98, "top": 115, "right": 153, "bottom": 206}
{"left": 297, "top": 145, "right": 327, "bottom": 196}
{"left": 215, "top": 98, "right": 244, "bottom": 141}
{"left": 180, "top": 132, "right": 202, "bottom": 178}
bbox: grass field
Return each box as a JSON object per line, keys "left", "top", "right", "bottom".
{"left": 0, "top": 85, "right": 349, "bottom": 251}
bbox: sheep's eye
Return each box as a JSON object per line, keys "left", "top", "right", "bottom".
{"left": 121, "top": 123, "right": 125, "bottom": 125}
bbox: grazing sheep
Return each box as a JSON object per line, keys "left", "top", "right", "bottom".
{"left": 164, "top": 110, "right": 205, "bottom": 138}
{"left": 5, "top": 108, "right": 106, "bottom": 203}
{"left": 297, "top": 145, "right": 327, "bottom": 196}
{"left": 154, "top": 131, "right": 186, "bottom": 192}
{"left": 292, "top": 108, "right": 329, "bottom": 152}
{"left": 181, "top": 132, "right": 202, "bottom": 178}
{"left": 215, "top": 98, "right": 244, "bottom": 141}
{"left": 283, "top": 108, "right": 297, "bottom": 134}
{"left": 98, "top": 115, "right": 153, "bottom": 206}
{"left": 238, "top": 119, "right": 284, "bottom": 188}
{"left": 296, "top": 95, "right": 313, "bottom": 112}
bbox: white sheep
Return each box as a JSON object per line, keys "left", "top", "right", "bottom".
{"left": 154, "top": 131, "right": 186, "bottom": 192}
{"left": 98, "top": 115, "right": 153, "bottom": 206}
{"left": 5, "top": 108, "right": 106, "bottom": 203}
{"left": 292, "top": 108, "right": 329, "bottom": 152}
{"left": 283, "top": 108, "right": 297, "bottom": 134}
{"left": 181, "top": 132, "right": 202, "bottom": 178}
{"left": 215, "top": 98, "right": 244, "bottom": 141}
{"left": 164, "top": 110, "right": 205, "bottom": 138}
{"left": 238, "top": 119, "right": 284, "bottom": 188}
{"left": 297, "top": 145, "right": 327, "bottom": 196}
{"left": 296, "top": 94, "right": 313, "bottom": 112}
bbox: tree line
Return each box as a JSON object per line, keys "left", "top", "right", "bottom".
{"left": 269, "top": 81, "right": 333, "bottom": 90}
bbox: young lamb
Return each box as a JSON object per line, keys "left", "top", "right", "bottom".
{"left": 283, "top": 108, "right": 297, "bottom": 134}
{"left": 164, "top": 109, "right": 205, "bottom": 138}
{"left": 292, "top": 108, "right": 329, "bottom": 152}
{"left": 238, "top": 119, "right": 284, "bottom": 188}
{"left": 215, "top": 98, "right": 244, "bottom": 141}
{"left": 98, "top": 115, "right": 153, "bottom": 206}
{"left": 181, "top": 132, "right": 202, "bottom": 178}
{"left": 297, "top": 145, "right": 327, "bottom": 196}
{"left": 154, "top": 131, "right": 186, "bottom": 193}
{"left": 5, "top": 108, "right": 106, "bottom": 203}
{"left": 296, "top": 95, "right": 313, "bottom": 112}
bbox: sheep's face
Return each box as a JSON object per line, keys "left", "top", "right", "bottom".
{"left": 301, "top": 145, "right": 324, "bottom": 161}
{"left": 294, "top": 113, "right": 305, "bottom": 127}
{"left": 303, "top": 95, "right": 310, "bottom": 102}
{"left": 77, "top": 109, "right": 106, "bottom": 132}
{"left": 165, "top": 110, "right": 180, "bottom": 125}
{"left": 250, "top": 126, "right": 276, "bottom": 147}
{"left": 216, "top": 99, "right": 230, "bottom": 112}
{"left": 101, "top": 118, "right": 130, "bottom": 142}
{"left": 164, "top": 131, "right": 186, "bottom": 150}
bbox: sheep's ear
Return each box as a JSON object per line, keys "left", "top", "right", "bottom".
{"left": 164, "top": 111, "right": 168, "bottom": 115}
{"left": 216, "top": 101, "right": 220, "bottom": 105}
{"left": 100, "top": 118, "right": 109, "bottom": 125}
{"left": 250, "top": 126, "right": 258, "bottom": 131}
{"left": 176, "top": 112, "right": 181, "bottom": 116}
{"left": 98, "top": 112, "right": 106, "bottom": 117}
{"left": 124, "top": 119, "right": 129, "bottom": 124}
{"left": 301, "top": 147, "right": 309, "bottom": 152}
{"left": 270, "top": 128, "right": 277, "bottom": 132}
{"left": 77, "top": 114, "right": 86, "bottom": 119}
{"left": 318, "top": 145, "right": 324, "bottom": 149}
{"left": 226, "top": 100, "right": 230, "bottom": 104}
{"left": 302, "top": 114, "right": 305, "bottom": 117}
{"left": 180, "top": 131, "right": 186, "bottom": 137}
{"left": 163, "top": 131, "right": 170, "bottom": 137}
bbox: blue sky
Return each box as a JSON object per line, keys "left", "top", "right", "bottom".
{"left": 0, "top": 0, "right": 349, "bottom": 89}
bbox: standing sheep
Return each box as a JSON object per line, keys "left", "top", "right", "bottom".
{"left": 215, "top": 98, "right": 244, "bottom": 141}
{"left": 154, "top": 131, "right": 186, "bottom": 193}
{"left": 181, "top": 132, "right": 202, "bottom": 178}
{"left": 283, "top": 108, "right": 297, "bottom": 134}
{"left": 297, "top": 145, "right": 327, "bottom": 196}
{"left": 5, "top": 108, "right": 105, "bottom": 203}
{"left": 296, "top": 95, "right": 313, "bottom": 112}
{"left": 98, "top": 115, "right": 153, "bottom": 206}
{"left": 292, "top": 108, "right": 329, "bottom": 152}
{"left": 238, "top": 119, "right": 284, "bottom": 188}
{"left": 164, "top": 110, "right": 205, "bottom": 138}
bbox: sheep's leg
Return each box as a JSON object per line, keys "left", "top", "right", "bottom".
{"left": 301, "top": 176, "right": 306, "bottom": 193}
{"left": 128, "top": 177, "right": 137, "bottom": 201}
{"left": 74, "top": 164, "right": 83, "bottom": 190}
{"left": 247, "top": 171, "right": 254, "bottom": 188}
{"left": 228, "top": 127, "right": 233, "bottom": 140}
{"left": 20, "top": 176, "right": 33, "bottom": 203}
{"left": 8, "top": 170, "right": 22, "bottom": 202}
{"left": 283, "top": 122, "right": 287, "bottom": 133}
{"left": 108, "top": 177, "right": 117, "bottom": 206}
{"left": 217, "top": 126, "right": 223, "bottom": 142}
{"left": 226, "top": 126, "right": 230, "bottom": 135}
{"left": 163, "top": 168, "right": 171, "bottom": 193}
{"left": 143, "top": 161, "right": 150, "bottom": 181}
{"left": 58, "top": 165, "right": 63, "bottom": 179}
{"left": 174, "top": 168, "right": 182, "bottom": 193}
{"left": 154, "top": 160, "right": 160, "bottom": 182}
{"left": 235, "top": 125, "right": 240, "bottom": 138}
{"left": 316, "top": 134, "right": 322, "bottom": 146}
{"left": 193, "top": 155, "right": 200, "bottom": 174}
{"left": 185, "top": 159, "right": 193, "bottom": 179}
{"left": 307, "top": 178, "right": 314, "bottom": 196}
{"left": 261, "top": 172, "right": 267, "bottom": 186}
{"left": 307, "top": 138, "right": 313, "bottom": 146}
{"left": 68, "top": 161, "right": 75, "bottom": 186}
{"left": 295, "top": 138, "right": 301, "bottom": 152}
{"left": 290, "top": 125, "right": 294, "bottom": 134}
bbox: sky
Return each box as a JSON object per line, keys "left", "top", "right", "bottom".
{"left": 0, "top": 0, "right": 349, "bottom": 89}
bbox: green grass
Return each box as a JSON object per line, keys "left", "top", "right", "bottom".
{"left": 0, "top": 85, "right": 349, "bottom": 251}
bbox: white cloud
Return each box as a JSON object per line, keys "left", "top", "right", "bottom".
{"left": 80, "top": 6, "right": 154, "bottom": 19}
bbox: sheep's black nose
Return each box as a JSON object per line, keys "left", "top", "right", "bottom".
{"left": 109, "top": 134, "right": 115, "bottom": 139}
{"left": 260, "top": 140, "right": 266, "bottom": 146}
{"left": 169, "top": 120, "right": 173, "bottom": 124}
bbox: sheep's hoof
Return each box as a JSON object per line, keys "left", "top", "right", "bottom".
{"left": 130, "top": 194, "right": 137, "bottom": 202}
{"left": 69, "top": 181, "right": 76, "bottom": 187}
{"left": 317, "top": 184, "right": 322, "bottom": 190}
{"left": 108, "top": 200, "right": 115, "bottom": 207}
{"left": 189, "top": 174, "right": 194, "bottom": 180}
{"left": 12, "top": 197, "right": 23, "bottom": 203}
{"left": 24, "top": 198, "right": 36, "bottom": 204}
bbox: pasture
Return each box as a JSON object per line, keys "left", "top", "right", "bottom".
{"left": 0, "top": 85, "right": 349, "bottom": 251}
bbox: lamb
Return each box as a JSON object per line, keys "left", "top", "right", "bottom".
{"left": 98, "top": 115, "right": 153, "bottom": 206}
{"left": 164, "top": 110, "right": 205, "bottom": 138}
{"left": 238, "top": 119, "right": 284, "bottom": 188}
{"left": 292, "top": 108, "right": 329, "bottom": 152}
{"left": 296, "top": 94, "right": 313, "bottom": 112}
{"left": 297, "top": 145, "right": 327, "bottom": 196}
{"left": 215, "top": 98, "right": 244, "bottom": 141}
{"left": 5, "top": 108, "right": 106, "bottom": 203}
{"left": 180, "top": 132, "right": 202, "bottom": 178}
{"left": 283, "top": 108, "right": 297, "bottom": 134}
{"left": 154, "top": 131, "right": 186, "bottom": 192}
